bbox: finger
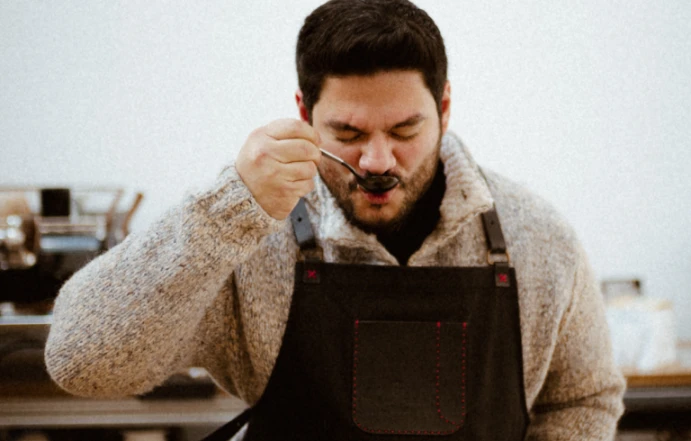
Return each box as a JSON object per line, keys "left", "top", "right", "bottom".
{"left": 279, "top": 161, "right": 318, "bottom": 182}
{"left": 264, "top": 119, "right": 320, "bottom": 144}
{"left": 270, "top": 138, "right": 321, "bottom": 164}
{"left": 286, "top": 177, "right": 316, "bottom": 196}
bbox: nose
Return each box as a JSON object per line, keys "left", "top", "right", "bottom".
{"left": 358, "top": 134, "right": 396, "bottom": 175}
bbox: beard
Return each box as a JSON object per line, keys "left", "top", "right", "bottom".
{"left": 320, "top": 131, "right": 442, "bottom": 236}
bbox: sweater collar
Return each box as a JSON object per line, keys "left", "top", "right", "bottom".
{"left": 304, "top": 131, "right": 494, "bottom": 264}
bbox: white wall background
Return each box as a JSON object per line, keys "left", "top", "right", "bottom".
{"left": 2, "top": 1, "right": 690, "bottom": 336}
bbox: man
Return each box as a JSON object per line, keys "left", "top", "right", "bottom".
{"left": 45, "top": 0, "right": 625, "bottom": 439}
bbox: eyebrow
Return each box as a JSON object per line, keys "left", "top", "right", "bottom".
{"left": 324, "top": 113, "right": 426, "bottom": 133}
{"left": 391, "top": 113, "right": 426, "bottom": 129}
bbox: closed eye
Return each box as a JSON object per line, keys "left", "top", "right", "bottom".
{"left": 390, "top": 132, "right": 418, "bottom": 141}
{"left": 336, "top": 132, "right": 364, "bottom": 143}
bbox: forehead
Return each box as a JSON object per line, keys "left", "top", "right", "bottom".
{"left": 314, "top": 70, "right": 436, "bottom": 127}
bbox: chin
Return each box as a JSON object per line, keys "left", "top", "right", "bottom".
{"left": 321, "top": 170, "right": 417, "bottom": 235}
{"left": 349, "top": 201, "right": 408, "bottom": 234}
{"left": 354, "top": 193, "right": 399, "bottom": 215}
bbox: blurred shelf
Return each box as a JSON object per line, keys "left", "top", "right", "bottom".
{"left": 0, "top": 314, "right": 52, "bottom": 327}
{"left": 0, "top": 395, "right": 247, "bottom": 428}
{"left": 624, "top": 387, "right": 691, "bottom": 413}
{"left": 626, "top": 371, "right": 691, "bottom": 388}
{"left": 0, "top": 314, "right": 52, "bottom": 342}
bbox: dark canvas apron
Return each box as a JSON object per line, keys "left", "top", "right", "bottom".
{"left": 202, "top": 199, "right": 528, "bottom": 440}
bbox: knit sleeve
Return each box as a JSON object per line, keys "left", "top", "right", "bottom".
{"left": 44, "top": 164, "right": 285, "bottom": 397}
{"left": 525, "top": 244, "right": 626, "bottom": 440}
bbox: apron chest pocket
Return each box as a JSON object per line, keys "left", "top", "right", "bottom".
{"left": 352, "top": 320, "right": 468, "bottom": 435}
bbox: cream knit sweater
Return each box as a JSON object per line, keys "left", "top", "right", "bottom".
{"left": 45, "top": 132, "right": 625, "bottom": 440}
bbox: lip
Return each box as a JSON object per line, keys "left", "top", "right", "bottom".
{"left": 358, "top": 185, "right": 398, "bottom": 204}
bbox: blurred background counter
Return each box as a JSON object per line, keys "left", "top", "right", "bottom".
{"left": 1, "top": 312, "right": 691, "bottom": 440}
{"left": 0, "top": 312, "right": 246, "bottom": 441}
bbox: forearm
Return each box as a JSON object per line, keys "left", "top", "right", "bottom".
{"left": 526, "top": 383, "right": 624, "bottom": 441}
{"left": 45, "top": 165, "right": 283, "bottom": 397}
{"left": 526, "top": 246, "right": 625, "bottom": 440}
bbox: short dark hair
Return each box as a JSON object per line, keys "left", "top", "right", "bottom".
{"left": 296, "top": 0, "right": 448, "bottom": 120}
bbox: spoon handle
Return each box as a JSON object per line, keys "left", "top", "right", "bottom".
{"left": 319, "top": 148, "right": 346, "bottom": 165}
{"left": 320, "top": 149, "right": 361, "bottom": 177}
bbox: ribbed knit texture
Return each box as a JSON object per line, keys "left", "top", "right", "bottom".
{"left": 45, "top": 131, "right": 625, "bottom": 440}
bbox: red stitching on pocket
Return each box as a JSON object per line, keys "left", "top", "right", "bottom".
{"left": 353, "top": 319, "right": 359, "bottom": 418}
{"left": 435, "top": 321, "right": 467, "bottom": 427}
{"left": 352, "top": 320, "right": 467, "bottom": 435}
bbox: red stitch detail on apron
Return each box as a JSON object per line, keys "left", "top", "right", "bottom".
{"left": 353, "top": 320, "right": 359, "bottom": 419}
{"left": 436, "top": 322, "right": 467, "bottom": 427}
{"left": 462, "top": 322, "right": 467, "bottom": 406}
{"left": 352, "top": 320, "right": 467, "bottom": 435}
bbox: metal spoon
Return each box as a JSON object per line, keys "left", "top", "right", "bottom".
{"left": 320, "top": 149, "right": 399, "bottom": 193}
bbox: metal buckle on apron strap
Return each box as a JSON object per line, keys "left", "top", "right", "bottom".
{"left": 486, "top": 250, "right": 510, "bottom": 266}
{"left": 296, "top": 247, "right": 323, "bottom": 262}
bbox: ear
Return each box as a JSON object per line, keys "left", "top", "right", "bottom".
{"left": 295, "top": 89, "right": 310, "bottom": 123}
{"left": 440, "top": 81, "right": 451, "bottom": 134}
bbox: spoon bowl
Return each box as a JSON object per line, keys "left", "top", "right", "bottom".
{"left": 320, "top": 149, "right": 399, "bottom": 193}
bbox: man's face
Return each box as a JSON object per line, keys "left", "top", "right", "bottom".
{"left": 298, "top": 70, "right": 451, "bottom": 234}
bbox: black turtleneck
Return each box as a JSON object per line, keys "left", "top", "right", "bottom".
{"left": 377, "top": 161, "right": 446, "bottom": 265}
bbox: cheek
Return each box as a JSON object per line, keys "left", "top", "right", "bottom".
{"left": 318, "top": 158, "right": 350, "bottom": 186}
{"left": 396, "top": 139, "right": 434, "bottom": 171}
{"left": 318, "top": 158, "right": 337, "bottom": 179}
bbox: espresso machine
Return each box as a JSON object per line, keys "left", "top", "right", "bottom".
{"left": 0, "top": 187, "right": 142, "bottom": 304}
